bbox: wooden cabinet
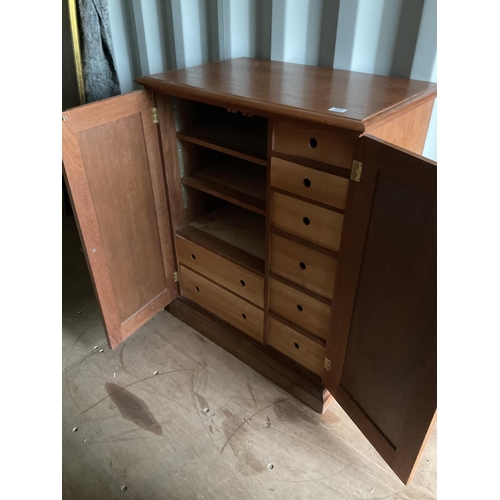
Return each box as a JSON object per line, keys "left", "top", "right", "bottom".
{"left": 62, "top": 58, "right": 436, "bottom": 485}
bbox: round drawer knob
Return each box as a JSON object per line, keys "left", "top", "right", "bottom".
{"left": 303, "top": 178, "right": 311, "bottom": 188}
{"left": 294, "top": 342, "right": 300, "bottom": 349}
{"left": 297, "top": 304, "right": 303, "bottom": 312}
{"left": 240, "top": 280, "right": 246, "bottom": 286}
{"left": 309, "top": 138, "right": 318, "bottom": 149}
{"left": 303, "top": 217, "right": 310, "bottom": 226}
{"left": 299, "top": 262, "right": 306, "bottom": 270}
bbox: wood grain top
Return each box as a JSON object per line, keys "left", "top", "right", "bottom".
{"left": 136, "top": 58, "right": 437, "bottom": 131}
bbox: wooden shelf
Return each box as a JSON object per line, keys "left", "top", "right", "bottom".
{"left": 182, "top": 159, "right": 266, "bottom": 216}
{"left": 177, "top": 116, "right": 268, "bottom": 166}
{"left": 176, "top": 204, "right": 266, "bottom": 275}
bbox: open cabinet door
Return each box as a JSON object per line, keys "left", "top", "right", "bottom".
{"left": 323, "top": 136, "right": 436, "bottom": 484}
{"left": 62, "top": 91, "right": 177, "bottom": 349}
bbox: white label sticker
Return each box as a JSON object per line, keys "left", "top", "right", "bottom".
{"left": 329, "top": 107, "right": 347, "bottom": 113}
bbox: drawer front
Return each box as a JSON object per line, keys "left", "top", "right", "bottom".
{"left": 273, "top": 121, "right": 356, "bottom": 169}
{"left": 269, "top": 278, "right": 331, "bottom": 341}
{"left": 176, "top": 235, "right": 264, "bottom": 307}
{"left": 180, "top": 265, "right": 264, "bottom": 342}
{"left": 270, "top": 234, "right": 337, "bottom": 299}
{"left": 268, "top": 317, "right": 325, "bottom": 376}
{"left": 270, "top": 157, "right": 349, "bottom": 210}
{"left": 272, "top": 192, "right": 344, "bottom": 252}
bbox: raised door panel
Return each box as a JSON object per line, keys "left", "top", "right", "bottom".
{"left": 323, "top": 135, "right": 436, "bottom": 485}
{"left": 62, "top": 91, "right": 177, "bottom": 348}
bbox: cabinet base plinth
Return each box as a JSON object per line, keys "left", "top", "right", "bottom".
{"left": 167, "top": 296, "right": 333, "bottom": 414}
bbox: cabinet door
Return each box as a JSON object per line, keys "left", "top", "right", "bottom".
{"left": 323, "top": 135, "right": 436, "bottom": 484}
{"left": 62, "top": 91, "right": 177, "bottom": 349}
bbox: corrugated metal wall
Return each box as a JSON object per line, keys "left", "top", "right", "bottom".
{"left": 108, "top": 0, "right": 437, "bottom": 159}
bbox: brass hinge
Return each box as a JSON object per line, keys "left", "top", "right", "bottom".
{"left": 351, "top": 160, "right": 363, "bottom": 182}
{"left": 324, "top": 357, "right": 332, "bottom": 371}
{"left": 173, "top": 271, "right": 179, "bottom": 282}
{"left": 152, "top": 107, "right": 158, "bottom": 124}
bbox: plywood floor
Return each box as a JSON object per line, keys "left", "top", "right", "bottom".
{"left": 62, "top": 215, "right": 437, "bottom": 500}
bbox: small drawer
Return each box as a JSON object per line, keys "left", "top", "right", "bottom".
{"left": 272, "top": 192, "right": 344, "bottom": 252}
{"left": 273, "top": 121, "right": 357, "bottom": 169}
{"left": 268, "top": 317, "right": 325, "bottom": 376}
{"left": 176, "top": 235, "right": 264, "bottom": 307}
{"left": 269, "top": 278, "right": 331, "bottom": 341}
{"left": 270, "top": 157, "right": 349, "bottom": 210}
{"left": 180, "top": 265, "right": 264, "bottom": 342}
{"left": 270, "top": 234, "right": 337, "bottom": 300}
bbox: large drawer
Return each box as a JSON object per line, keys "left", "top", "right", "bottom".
{"left": 270, "top": 157, "right": 349, "bottom": 210}
{"left": 269, "top": 278, "right": 331, "bottom": 341}
{"left": 273, "top": 121, "right": 356, "bottom": 169}
{"left": 271, "top": 192, "right": 344, "bottom": 252}
{"left": 176, "top": 235, "right": 264, "bottom": 307}
{"left": 270, "top": 234, "right": 337, "bottom": 300}
{"left": 180, "top": 265, "right": 264, "bottom": 342}
{"left": 268, "top": 317, "right": 325, "bottom": 376}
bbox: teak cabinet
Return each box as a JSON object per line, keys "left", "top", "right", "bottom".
{"left": 62, "top": 58, "right": 437, "bottom": 485}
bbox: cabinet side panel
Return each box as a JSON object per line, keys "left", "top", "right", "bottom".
{"left": 367, "top": 99, "right": 434, "bottom": 155}
{"left": 155, "top": 93, "right": 184, "bottom": 230}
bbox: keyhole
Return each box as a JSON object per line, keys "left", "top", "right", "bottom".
{"left": 294, "top": 342, "right": 300, "bottom": 349}
{"left": 195, "top": 286, "right": 200, "bottom": 292}
{"left": 303, "top": 178, "right": 311, "bottom": 188}
{"left": 240, "top": 280, "right": 246, "bottom": 286}
{"left": 297, "top": 304, "right": 303, "bottom": 312}
{"left": 309, "top": 138, "right": 318, "bottom": 149}
{"left": 191, "top": 254, "right": 196, "bottom": 260}
{"left": 299, "top": 262, "right": 306, "bottom": 270}
{"left": 303, "top": 217, "right": 310, "bottom": 226}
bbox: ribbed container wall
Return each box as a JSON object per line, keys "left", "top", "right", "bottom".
{"left": 108, "top": 0, "right": 436, "bottom": 160}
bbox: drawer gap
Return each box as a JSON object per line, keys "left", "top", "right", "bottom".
{"left": 271, "top": 187, "right": 345, "bottom": 215}
{"left": 271, "top": 228, "right": 339, "bottom": 259}
{"left": 269, "top": 273, "right": 332, "bottom": 305}
{"left": 272, "top": 151, "right": 351, "bottom": 179}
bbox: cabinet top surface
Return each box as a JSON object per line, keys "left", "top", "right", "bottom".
{"left": 136, "top": 57, "right": 436, "bottom": 131}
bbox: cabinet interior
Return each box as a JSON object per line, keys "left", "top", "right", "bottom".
{"left": 173, "top": 98, "right": 268, "bottom": 275}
